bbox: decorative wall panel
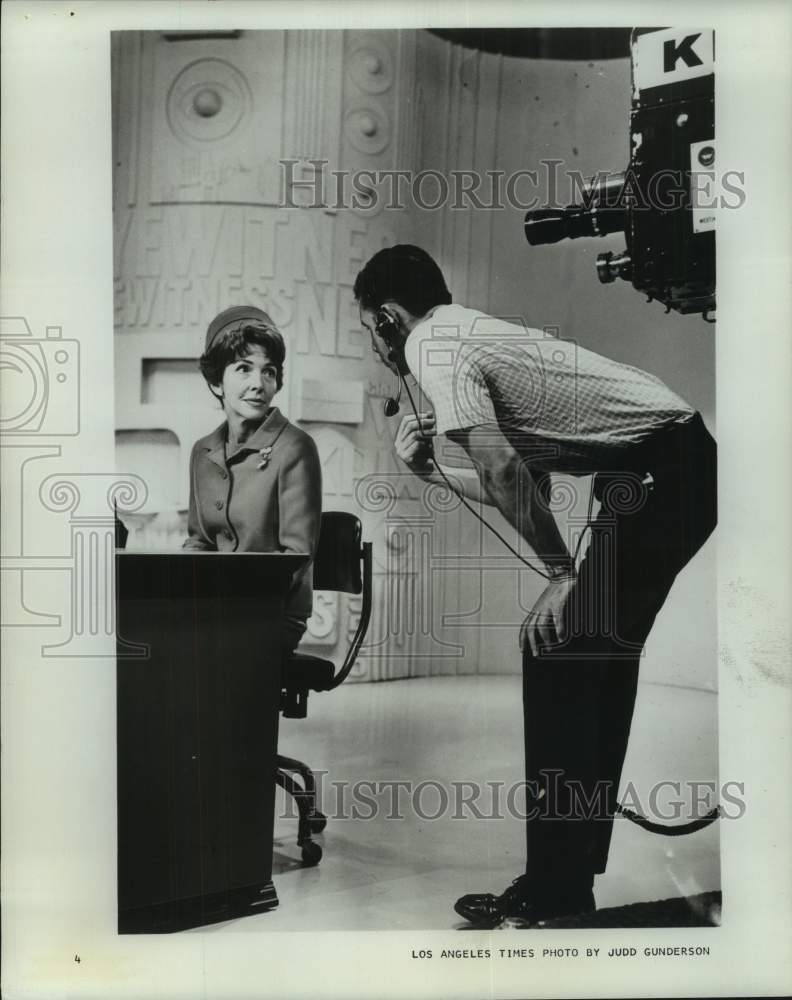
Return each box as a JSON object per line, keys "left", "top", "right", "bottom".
{"left": 149, "top": 33, "right": 286, "bottom": 205}
{"left": 296, "top": 378, "right": 365, "bottom": 424}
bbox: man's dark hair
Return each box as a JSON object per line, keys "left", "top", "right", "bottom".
{"left": 199, "top": 323, "right": 286, "bottom": 391}
{"left": 353, "top": 244, "right": 452, "bottom": 317}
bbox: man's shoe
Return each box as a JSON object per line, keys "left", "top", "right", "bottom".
{"left": 454, "top": 875, "right": 595, "bottom": 928}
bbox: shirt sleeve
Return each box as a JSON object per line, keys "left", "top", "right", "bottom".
{"left": 404, "top": 328, "right": 498, "bottom": 434}
{"left": 182, "top": 444, "right": 215, "bottom": 551}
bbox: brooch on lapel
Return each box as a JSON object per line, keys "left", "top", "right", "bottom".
{"left": 257, "top": 446, "right": 273, "bottom": 470}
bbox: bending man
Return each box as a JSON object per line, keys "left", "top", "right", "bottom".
{"left": 354, "top": 244, "right": 717, "bottom": 928}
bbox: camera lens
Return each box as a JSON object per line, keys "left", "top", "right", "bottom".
{"left": 525, "top": 208, "right": 593, "bottom": 244}
{"left": 596, "top": 251, "right": 632, "bottom": 284}
{"left": 524, "top": 171, "right": 626, "bottom": 245}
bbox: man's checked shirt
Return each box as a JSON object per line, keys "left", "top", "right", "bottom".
{"left": 404, "top": 304, "right": 695, "bottom": 475}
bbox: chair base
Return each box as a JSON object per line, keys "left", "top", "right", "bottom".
{"left": 276, "top": 754, "right": 327, "bottom": 865}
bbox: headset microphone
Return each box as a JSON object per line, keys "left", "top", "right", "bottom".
{"left": 383, "top": 380, "right": 401, "bottom": 417}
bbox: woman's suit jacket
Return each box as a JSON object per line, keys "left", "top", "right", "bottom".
{"left": 183, "top": 407, "right": 322, "bottom": 622}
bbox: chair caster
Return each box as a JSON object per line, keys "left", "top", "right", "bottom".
{"left": 309, "top": 812, "right": 327, "bottom": 834}
{"left": 301, "top": 841, "right": 323, "bottom": 866}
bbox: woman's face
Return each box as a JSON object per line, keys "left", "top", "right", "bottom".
{"left": 213, "top": 344, "right": 279, "bottom": 423}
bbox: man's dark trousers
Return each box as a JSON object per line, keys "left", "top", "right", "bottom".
{"left": 522, "top": 412, "right": 717, "bottom": 884}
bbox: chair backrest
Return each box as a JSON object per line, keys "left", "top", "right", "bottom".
{"left": 115, "top": 513, "right": 129, "bottom": 549}
{"left": 312, "top": 512, "right": 363, "bottom": 594}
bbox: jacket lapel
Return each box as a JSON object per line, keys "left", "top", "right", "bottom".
{"left": 223, "top": 407, "right": 289, "bottom": 464}
{"left": 203, "top": 423, "right": 228, "bottom": 471}
{"left": 243, "top": 407, "right": 288, "bottom": 452}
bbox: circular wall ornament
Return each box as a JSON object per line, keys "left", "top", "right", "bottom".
{"left": 193, "top": 87, "right": 223, "bottom": 118}
{"left": 166, "top": 58, "right": 253, "bottom": 144}
{"left": 343, "top": 105, "right": 389, "bottom": 155}
{"left": 348, "top": 41, "right": 393, "bottom": 94}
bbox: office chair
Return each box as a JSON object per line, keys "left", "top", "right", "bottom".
{"left": 277, "top": 511, "right": 373, "bottom": 866}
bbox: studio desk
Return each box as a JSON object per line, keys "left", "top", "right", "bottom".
{"left": 115, "top": 551, "right": 308, "bottom": 933}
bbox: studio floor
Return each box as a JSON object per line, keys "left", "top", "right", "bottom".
{"left": 194, "top": 674, "right": 720, "bottom": 933}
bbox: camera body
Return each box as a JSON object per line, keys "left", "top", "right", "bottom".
{"left": 0, "top": 318, "right": 80, "bottom": 436}
{"left": 525, "top": 28, "right": 715, "bottom": 319}
{"left": 625, "top": 28, "right": 715, "bottom": 315}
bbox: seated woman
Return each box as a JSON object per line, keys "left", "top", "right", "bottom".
{"left": 184, "top": 305, "right": 322, "bottom": 655}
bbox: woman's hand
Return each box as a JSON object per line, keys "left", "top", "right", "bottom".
{"left": 394, "top": 412, "right": 436, "bottom": 474}
{"left": 520, "top": 574, "right": 577, "bottom": 657}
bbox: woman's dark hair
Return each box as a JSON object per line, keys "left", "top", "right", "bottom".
{"left": 199, "top": 323, "right": 286, "bottom": 392}
{"left": 353, "top": 244, "right": 451, "bottom": 317}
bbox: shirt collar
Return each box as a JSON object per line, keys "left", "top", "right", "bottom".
{"left": 203, "top": 406, "right": 289, "bottom": 467}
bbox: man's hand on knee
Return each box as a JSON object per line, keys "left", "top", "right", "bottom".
{"left": 521, "top": 576, "right": 576, "bottom": 656}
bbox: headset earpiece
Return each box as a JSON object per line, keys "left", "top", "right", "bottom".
{"left": 375, "top": 306, "right": 402, "bottom": 365}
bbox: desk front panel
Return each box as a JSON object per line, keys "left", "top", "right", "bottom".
{"left": 116, "top": 553, "right": 306, "bottom": 932}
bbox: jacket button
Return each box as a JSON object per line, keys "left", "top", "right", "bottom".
{"left": 215, "top": 500, "right": 224, "bottom": 510}
{"left": 220, "top": 471, "right": 228, "bottom": 480}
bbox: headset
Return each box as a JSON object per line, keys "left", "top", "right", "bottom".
{"left": 375, "top": 307, "right": 404, "bottom": 417}
{"left": 373, "top": 305, "right": 592, "bottom": 583}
